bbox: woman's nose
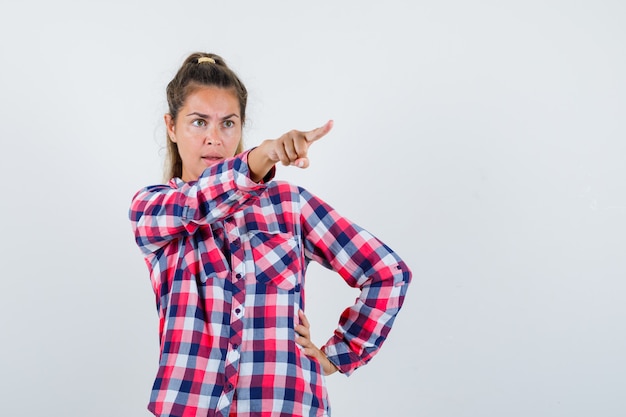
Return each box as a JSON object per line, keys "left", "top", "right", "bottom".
{"left": 205, "top": 126, "right": 221, "bottom": 145}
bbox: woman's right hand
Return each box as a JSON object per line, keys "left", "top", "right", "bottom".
{"left": 248, "top": 120, "right": 333, "bottom": 181}
{"left": 265, "top": 120, "right": 334, "bottom": 168}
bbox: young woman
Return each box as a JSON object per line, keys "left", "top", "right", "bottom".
{"left": 129, "top": 52, "right": 412, "bottom": 417}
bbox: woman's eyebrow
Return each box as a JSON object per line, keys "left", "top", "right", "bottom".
{"left": 185, "top": 112, "right": 209, "bottom": 118}
{"left": 184, "top": 112, "right": 240, "bottom": 120}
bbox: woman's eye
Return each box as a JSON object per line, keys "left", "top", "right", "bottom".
{"left": 192, "top": 119, "right": 207, "bottom": 127}
{"left": 223, "top": 120, "right": 235, "bottom": 128}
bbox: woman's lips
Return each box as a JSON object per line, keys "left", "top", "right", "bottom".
{"left": 202, "top": 156, "right": 223, "bottom": 165}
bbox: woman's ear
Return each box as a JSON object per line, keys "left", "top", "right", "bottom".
{"left": 164, "top": 113, "right": 176, "bottom": 142}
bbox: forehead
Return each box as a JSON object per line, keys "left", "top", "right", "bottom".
{"left": 183, "top": 85, "right": 240, "bottom": 113}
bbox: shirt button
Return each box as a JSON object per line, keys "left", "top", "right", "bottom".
{"left": 233, "top": 344, "right": 239, "bottom": 349}
{"left": 235, "top": 308, "right": 241, "bottom": 314}
{"left": 235, "top": 273, "right": 242, "bottom": 279}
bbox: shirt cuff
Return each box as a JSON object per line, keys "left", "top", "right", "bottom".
{"left": 240, "top": 148, "right": 276, "bottom": 184}
{"left": 322, "top": 335, "right": 367, "bottom": 377}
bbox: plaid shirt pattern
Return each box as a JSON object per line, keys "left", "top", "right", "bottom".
{"left": 129, "top": 151, "right": 412, "bottom": 417}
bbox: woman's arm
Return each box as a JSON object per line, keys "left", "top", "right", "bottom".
{"left": 299, "top": 187, "right": 412, "bottom": 376}
{"left": 129, "top": 120, "right": 333, "bottom": 255}
{"left": 129, "top": 151, "right": 270, "bottom": 256}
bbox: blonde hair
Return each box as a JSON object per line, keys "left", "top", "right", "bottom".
{"left": 164, "top": 52, "right": 247, "bottom": 180}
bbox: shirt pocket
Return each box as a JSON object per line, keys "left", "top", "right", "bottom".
{"left": 248, "top": 231, "right": 300, "bottom": 291}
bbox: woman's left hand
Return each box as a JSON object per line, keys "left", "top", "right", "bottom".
{"left": 295, "top": 310, "right": 339, "bottom": 376}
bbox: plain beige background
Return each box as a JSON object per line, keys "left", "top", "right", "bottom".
{"left": 1, "top": 1, "right": 625, "bottom": 416}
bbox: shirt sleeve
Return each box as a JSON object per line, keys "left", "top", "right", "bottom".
{"left": 298, "top": 187, "right": 412, "bottom": 376}
{"left": 129, "top": 150, "right": 275, "bottom": 256}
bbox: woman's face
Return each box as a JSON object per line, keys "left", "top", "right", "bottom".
{"left": 165, "top": 86, "right": 242, "bottom": 182}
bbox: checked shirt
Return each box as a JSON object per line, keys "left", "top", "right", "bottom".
{"left": 129, "top": 150, "right": 412, "bottom": 417}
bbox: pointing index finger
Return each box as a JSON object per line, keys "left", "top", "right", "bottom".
{"left": 304, "top": 120, "right": 334, "bottom": 143}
